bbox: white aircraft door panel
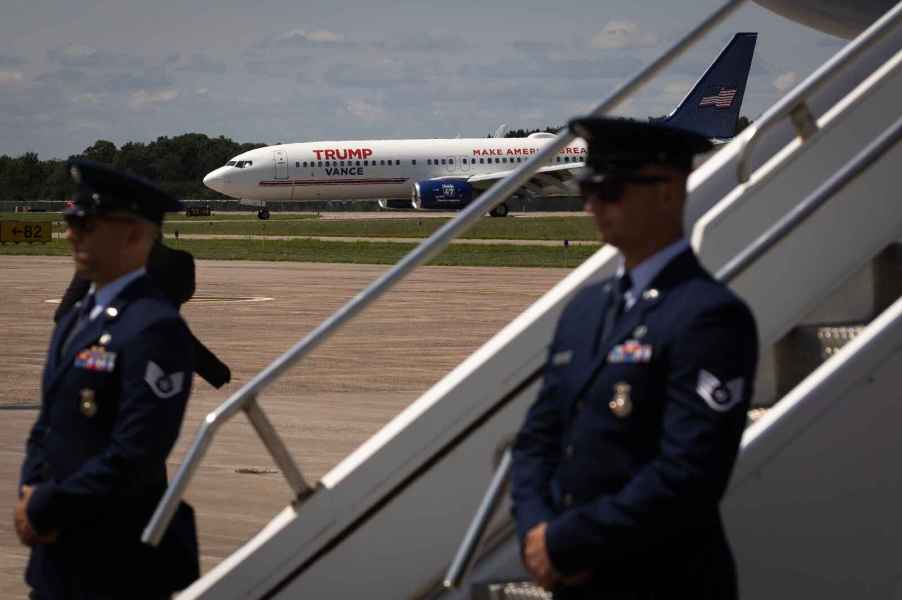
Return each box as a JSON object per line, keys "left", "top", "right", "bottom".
{"left": 459, "top": 156, "right": 471, "bottom": 172}
{"left": 273, "top": 150, "right": 288, "bottom": 179}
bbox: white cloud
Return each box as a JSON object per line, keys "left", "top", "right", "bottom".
{"left": 128, "top": 88, "right": 179, "bottom": 111}
{"left": 773, "top": 71, "right": 799, "bottom": 92}
{"left": 48, "top": 44, "right": 144, "bottom": 69}
{"left": 176, "top": 53, "right": 226, "bottom": 74}
{"left": 0, "top": 71, "right": 24, "bottom": 84}
{"left": 0, "top": 54, "right": 27, "bottom": 67}
{"left": 590, "top": 20, "right": 658, "bottom": 50}
{"left": 274, "top": 28, "right": 348, "bottom": 47}
{"left": 306, "top": 30, "right": 343, "bottom": 43}
{"left": 59, "top": 45, "right": 97, "bottom": 61}
{"left": 70, "top": 93, "right": 103, "bottom": 105}
{"left": 343, "top": 98, "right": 385, "bottom": 122}
{"left": 195, "top": 87, "right": 209, "bottom": 95}
{"left": 324, "top": 60, "right": 425, "bottom": 87}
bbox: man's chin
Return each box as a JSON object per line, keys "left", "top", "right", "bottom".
{"left": 71, "top": 259, "right": 92, "bottom": 278}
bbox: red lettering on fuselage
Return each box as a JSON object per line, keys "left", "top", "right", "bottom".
{"left": 472, "top": 147, "right": 537, "bottom": 156}
{"left": 313, "top": 147, "right": 374, "bottom": 160}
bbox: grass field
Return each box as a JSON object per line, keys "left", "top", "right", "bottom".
{"left": 0, "top": 238, "right": 599, "bottom": 268}
{"left": 162, "top": 215, "right": 598, "bottom": 240}
{"left": 1, "top": 212, "right": 598, "bottom": 241}
{"left": 0, "top": 212, "right": 318, "bottom": 232}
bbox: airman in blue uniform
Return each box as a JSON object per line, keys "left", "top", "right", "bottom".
{"left": 15, "top": 159, "right": 199, "bottom": 599}
{"left": 510, "top": 118, "right": 759, "bottom": 599}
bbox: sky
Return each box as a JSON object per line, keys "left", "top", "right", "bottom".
{"left": 0, "top": 0, "right": 847, "bottom": 159}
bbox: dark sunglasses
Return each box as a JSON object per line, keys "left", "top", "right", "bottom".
{"left": 580, "top": 175, "right": 669, "bottom": 204}
{"left": 64, "top": 214, "right": 138, "bottom": 234}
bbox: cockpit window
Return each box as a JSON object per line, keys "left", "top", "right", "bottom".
{"left": 227, "top": 161, "right": 236, "bottom": 166}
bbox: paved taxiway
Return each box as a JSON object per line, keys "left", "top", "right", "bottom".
{"left": 161, "top": 233, "right": 600, "bottom": 246}
{"left": 169, "top": 210, "right": 585, "bottom": 222}
{"left": 0, "top": 255, "right": 570, "bottom": 597}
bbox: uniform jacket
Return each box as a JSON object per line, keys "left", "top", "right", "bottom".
{"left": 22, "top": 274, "right": 199, "bottom": 598}
{"left": 511, "top": 249, "right": 758, "bottom": 599}
{"left": 54, "top": 243, "right": 230, "bottom": 389}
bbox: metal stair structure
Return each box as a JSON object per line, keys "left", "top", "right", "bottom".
{"left": 142, "top": 2, "right": 902, "bottom": 598}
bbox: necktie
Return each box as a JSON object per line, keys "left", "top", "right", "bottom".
{"left": 61, "top": 293, "right": 96, "bottom": 357}
{"left": 596, "top": 273, "right": 632, "bottom": 352}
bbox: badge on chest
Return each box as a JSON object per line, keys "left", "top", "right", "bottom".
{"left": 607, "top": 339, "right": 653, "bottom": 364}
{"left": 609, "top": 383, "right": 633, "bottom": 418}
{"left": 79, "top": 388, "right": 98, "bottom": 417}
{"left": 74, "top": 346, "right": 117, "bottom": 372}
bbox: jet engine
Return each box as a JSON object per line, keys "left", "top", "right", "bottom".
{"left": 412, "top": 179, "right": 474, "bottom": 210}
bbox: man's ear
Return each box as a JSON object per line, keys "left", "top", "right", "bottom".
{"left": 125, "top": 220, "right": 144, "bottom": 246}
{"left": 128, "top": 220, "right": 155, "bottom": 253}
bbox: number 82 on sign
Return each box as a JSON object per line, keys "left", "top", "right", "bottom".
{"left": 0, "top": 221, "right": 52, "bottom": 243}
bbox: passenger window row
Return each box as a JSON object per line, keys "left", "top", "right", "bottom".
{"left": 295, "top": 159, "right": 405, "bottom": 168}
{"left": 233, "top": 155, "right": 580, "bottom": 170}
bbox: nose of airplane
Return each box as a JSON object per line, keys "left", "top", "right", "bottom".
{"left": 203, "top": 168, "right": 226, "bottom": 193}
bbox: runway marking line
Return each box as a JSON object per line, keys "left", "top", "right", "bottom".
{"left": 44, "top": 295, "right": 275, "bottom": 304}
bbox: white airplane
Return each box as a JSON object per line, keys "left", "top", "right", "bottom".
{"left": 203, "top": 33, "right": 756, "bottom": 219}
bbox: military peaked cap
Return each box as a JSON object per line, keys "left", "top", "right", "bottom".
{"left": 569, "top": 117, "right": 713, "bottom": 181}
{"left": 64, "top": 158, "right": 182, "bottom": 224}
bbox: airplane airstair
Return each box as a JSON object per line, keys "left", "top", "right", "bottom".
{"left": 143, "top": 1, "right": 902, "bottom": 597}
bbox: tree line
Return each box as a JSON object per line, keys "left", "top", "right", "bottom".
{"left": 0, "top": 134, "right": 265, "bottom": 202}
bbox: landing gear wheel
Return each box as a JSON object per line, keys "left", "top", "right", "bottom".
{"left": 257, "top": 208, "right": 270, "bottom": 220}
{"left": 489, "top": 203, "right": 509, "bottom": 218}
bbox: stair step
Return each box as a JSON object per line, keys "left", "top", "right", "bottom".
{"left": 471, "top": 581, "right": 552, "bottom": 600}
{"left": 774, "top": 323, "right": 867, "bottom": 399}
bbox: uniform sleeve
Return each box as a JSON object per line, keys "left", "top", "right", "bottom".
{"left": 27, "top": 318, "right": 195, "bottom": 533}
{"left": 20, "top": 408, "right": 51, "bottom": 487}
{"left": 545, "top": 302, "right": 758, "bottom": 574}
{"left": 510, "top": 348, "right": 565, "bottom": 546}
{"left": 21, "top": 324, "right": 69, "bottom": 486}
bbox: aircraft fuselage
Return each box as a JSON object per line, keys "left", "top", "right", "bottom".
{"left": 203, "top": 135, "right": 586, "bottom": 202}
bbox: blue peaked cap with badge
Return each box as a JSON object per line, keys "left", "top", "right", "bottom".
{"left": 64, "top": 158, "right": 183, "bottom": 225}
{"left": 569, "top": 117, "right": 713, "bottom": 183}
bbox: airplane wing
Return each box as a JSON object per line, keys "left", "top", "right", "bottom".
{"left": 464, "top": 162, "right": 584, "bottom": 197}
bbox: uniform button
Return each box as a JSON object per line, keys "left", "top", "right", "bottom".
{"left": 563, "top": 494, "right": 573, "bottom": 507}
{"left": 564, "top": 445, "right": 574, "bottom": 458}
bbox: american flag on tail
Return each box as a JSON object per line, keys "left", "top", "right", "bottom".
{"left": 699, "top": 88, "right": 737, "bottom": 108}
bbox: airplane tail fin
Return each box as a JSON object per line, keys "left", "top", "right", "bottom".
{"left": 656, "top": 32, "right": 757, "bottom": 140}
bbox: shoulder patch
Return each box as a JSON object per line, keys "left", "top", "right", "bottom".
{"left": 552, "top": 349, "right": 573, "bottom": 366}
{"left": 144, "top": 361, "right": 185, "bottom": 399}
{"left": 696, "top": 369, "right": 744, "bottom": 412}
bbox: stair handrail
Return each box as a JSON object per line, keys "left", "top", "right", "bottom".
{"left": 444, "top": 110, "right": 902, "bottom": 591}
{"left": 736, "top": 0, "right": 902, "bottom": 183}
{"left": 719, "top": 113, "right": 901, "bottom": 280}
{"left": 142, "top": 0, "right": 747, "bottom": 547}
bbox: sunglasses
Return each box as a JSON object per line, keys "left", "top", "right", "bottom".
{"left": 580, "top": 175, "right": 669, "bottom": 204}
{"left": 64, "top": 214, "right": 138, "bottom": 234}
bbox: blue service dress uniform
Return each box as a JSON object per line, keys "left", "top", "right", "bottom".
{"left": 511, "top": 248, "right": 758, "bottom": 599}
{"left": 20, "top": 274, "right": 199, "bottom": 599}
